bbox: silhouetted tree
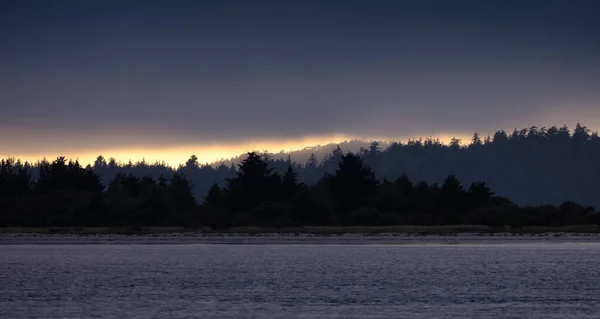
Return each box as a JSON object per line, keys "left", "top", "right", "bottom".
{"left": 281, "top": 166, "right": 300, "bottom": 202}
{"left": 203, "top": 183, "right": 224, "bottom": 207}
{"left": 224, "top": 152, "right": 282, "bottom": 215}
{"left": 329, "top": 152, "right": 378, "bottom": 216}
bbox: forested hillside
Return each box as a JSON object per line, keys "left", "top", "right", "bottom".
{"left": 3, "top": 123, "right": 600, "bottom": 208}
{"left": 1, "top": 149, "right": 599, "bottom": 228}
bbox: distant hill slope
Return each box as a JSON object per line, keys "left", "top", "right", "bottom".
{"left": 8, "top": 123, "right": 600, "bottom": 208}
{"left": 213, "top": 139, "right": 392, "bottom": 166}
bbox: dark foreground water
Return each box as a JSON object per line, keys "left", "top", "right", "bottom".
{"left": 1, "top": 243, "right": 600, "bottom": 318}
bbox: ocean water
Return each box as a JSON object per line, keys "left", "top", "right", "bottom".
{"left": 1, "top": 243, "right": 599, "bottom": 318}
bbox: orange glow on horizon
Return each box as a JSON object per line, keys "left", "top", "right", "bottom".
{"left": 1, "top": 133, "right": 473, "bottom": 167}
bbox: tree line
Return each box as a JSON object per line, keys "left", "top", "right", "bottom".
{"left": 7, "top": 123, "right": 600, "bottom": 209}
{"left": 1, "top": 150, "right": 599, "bottom": 228}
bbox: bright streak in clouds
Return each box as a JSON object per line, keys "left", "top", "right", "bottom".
{"left": 1, "top": 1, "right": 599, "bottom": 157}
{"left": 0, "top": 133, "right": 473, "bottom": 167}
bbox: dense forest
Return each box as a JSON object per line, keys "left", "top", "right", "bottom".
{"left": 1, "top": 130, "right": 599, "bottom": 228}
{"left": 7, "top": 123, "right": 600, "bottom": 208}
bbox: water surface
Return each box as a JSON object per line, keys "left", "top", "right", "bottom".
{"left": 1, "top": 243, "right": 599, "bottom": 318}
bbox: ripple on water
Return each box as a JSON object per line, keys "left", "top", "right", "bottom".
{"left": 1, "top": 243, "right": 600, "bottom": 318}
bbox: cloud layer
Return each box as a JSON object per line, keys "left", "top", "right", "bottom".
{"left": 1, "top": 0, "right": 599, "bottom": 159}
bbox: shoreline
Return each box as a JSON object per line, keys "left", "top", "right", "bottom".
{"left": 2, "top": 225, "right": 600, "bottom": 245}
{"left": 2, "top": 225, "right": 600, "bottom": 235}
{"left": 3, "top": 233, "right": 600, "bottom": 245}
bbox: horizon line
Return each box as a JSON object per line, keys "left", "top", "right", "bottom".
{"left": 1, "top": 133, "right": 479, "bottom": 167}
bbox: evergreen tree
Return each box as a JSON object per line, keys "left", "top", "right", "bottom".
{"left": 169, "top": 174, "right": 196, "bottom": 209}
{"left": 470, "top": 133, "right": 483, "bottom": 147}
{"left": 225, "top": 152, "right": 281, "bottom": 214}
{"left": 281, "top": 166, "right": 300, "bottom": 202}
{"left": 305, "top": 153, "right": 319, "bottom": 169}
{"left": 329, "top": 152, "right": 378, "bottom": 215}
{"left": 438, "top": 175, "right": 466, "bottom": 222}
{"left": 203, "top": 183, "right": 225, "bottom": 207}
{"left": 467, "top": 181, "right": 494, "bottom": 209}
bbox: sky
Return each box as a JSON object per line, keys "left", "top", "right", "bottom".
{"left": 1, "top": 0, "right": 599, "bottom": 165}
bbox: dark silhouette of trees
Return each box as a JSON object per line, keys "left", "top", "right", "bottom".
{"left": 328, "top": 152, "right": 378, "bottom": 219}
{"left": 467, "top": 181, "right": 495, "bottom": 209}
{"left": 224, "top": 152, "right": 282, "bottom": 215}
{"left": 9, "top": 122, "right": 596, "bottom": 209}
{"left": 0, "top": 157, "right": 197, "bottom": 227}
{"left": 0, "top": 159, "right": 32, "bottom": 226}
{"left": 36, "top": 157, "right": 103, "bottom": 194}
{"left": 439, "top": 175, "right": 466, "bottom": 218}
{"left": 203, "top": 183, "right": 225, "bottom": 208}
{"left": 2, "top": 123, "right": 600, "bottom": 229}
{"left": 281, "top": 166, "right": 301, "bottom": 203}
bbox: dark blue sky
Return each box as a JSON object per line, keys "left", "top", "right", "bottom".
{"left": 1, "top": 0, "right": 599, "bottom": 156}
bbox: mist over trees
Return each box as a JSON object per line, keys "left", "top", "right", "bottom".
{"left": 1, "top": 123, "right": 600, "bottom": 227}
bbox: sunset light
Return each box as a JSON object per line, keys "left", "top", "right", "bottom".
{"left": 1, "top": 133, "right": 474, "bottom": 166}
